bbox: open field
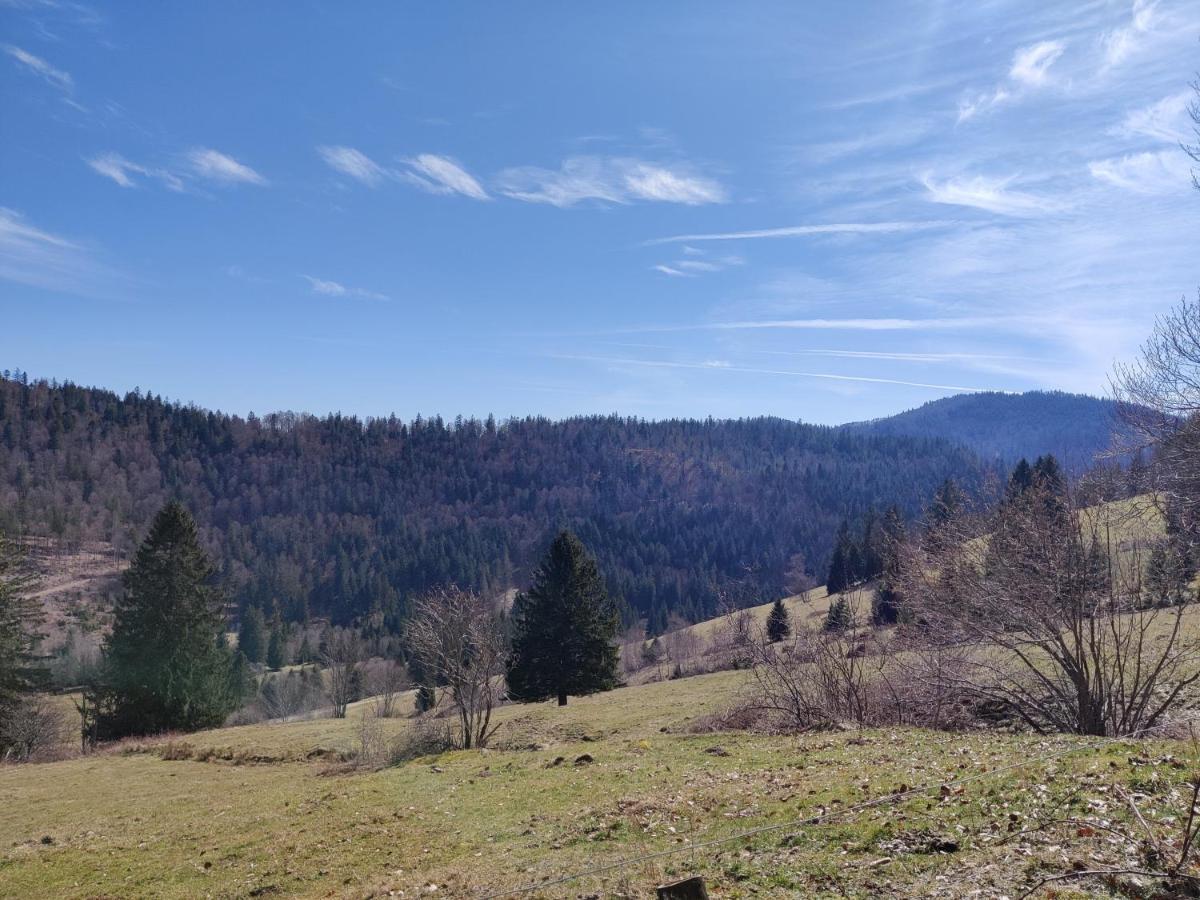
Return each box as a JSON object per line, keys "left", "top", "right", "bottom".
{"left": 4, "top": 666, "right": 1200, "bottom": 899}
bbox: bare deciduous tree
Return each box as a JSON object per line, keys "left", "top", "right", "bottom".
{"left": 369, "top": 660, "right": 408, "bottom": 718}
{"left": 1, "top": 695, "right": 65, "bottom": 762}
{"left": 406, "top": 587, "right": 506, "bottom": 750}
{"left": 738, "top": 605, "right": 883, "bottom": 733}
{"left": 900, "top": 482, "right": 1200, "bottom": 736}
{"left": 321, "top": 629, "right": 363, "bottom": 719}
{"left": 1112, "top": 291, "right": 1200, "bottom": 541}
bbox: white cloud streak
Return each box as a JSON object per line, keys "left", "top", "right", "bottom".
{"left": 317, "top": 145, "right": 386, "bottom": 186}
{"left": 958, "top": 39, "right": 1065, "bottom": 122}
{"left": 87, "top": 152, "right": 183, "bottom": 191}
{"left": 496, "top": 156, "right": 726, "bottom": 207}
{"left": 1102, "top": 0, "right": 1159, "bottom": 68}
{"left": 921, "top": 173, "right": 1062, "bottom": 216}
{"left": 1089, "top": 150, "right": 1190, "bottom": 194}
{"left": 0, "top": 207, "right": 120, "bottom": 296}
{"left": 1009, "top": 40, "right": 1066, "bottom": 87}
{"left": 551, "top": 353, "right": 993, "bottom": 393}
{"left": 401, "top": 154, "right": 489, "bottom": 199}
{"left": 646, "top": 221, "right": 944, "bottom": 246}
{"left": 301, "top": 275, "right": 388, "bottom": 301}
{"left": 4, "top": 44, "right": 72, "bottom": 91}
{"left": 186, "top": 148, "right": 266, "bottom": 186}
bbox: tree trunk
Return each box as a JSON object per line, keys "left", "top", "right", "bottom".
{"left": 557, "top": 691, "right": 567, "bottom": 706}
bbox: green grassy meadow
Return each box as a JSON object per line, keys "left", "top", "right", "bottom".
{"left": 3, "top": 665, "right": 1198, "bottom": 899}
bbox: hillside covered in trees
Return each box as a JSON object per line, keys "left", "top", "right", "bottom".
{"left": 0, "top": 374, "right": 1009, "bottom": 630}
{"left": 844, "top": 390, "right": 1126, "bottom": 471}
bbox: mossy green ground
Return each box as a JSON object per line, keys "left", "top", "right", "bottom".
{"left": 3, "top": 668, "right": 1196, "bottom": 899}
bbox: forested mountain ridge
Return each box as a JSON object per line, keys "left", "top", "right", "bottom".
{"left": 0, "top": 375, "right": 991, "bottom": 630}
{"left": 843, "top": 390, "right": 1125, "bottom": 471}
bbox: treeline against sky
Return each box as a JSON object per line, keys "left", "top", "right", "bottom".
{"left": 0, "top": 374, "right": 985, "bottom": 630}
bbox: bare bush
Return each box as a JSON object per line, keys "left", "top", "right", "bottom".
{"left": 249, "top": 665, "right": 326, "bottom": 721}
{"left": 740, "top": 610, "right": 885, "bottom": 733}
{"left": 389, "top": 717, "right": 455, "bottom": 764}
{"left": 900, "top": 481, "right": 1200, "bottom": 736}
{"left": 1, "top": 696, "right": 66, "bottom": 762}
{"left": 368, "top": 660, "right": 408, "bottom": 718}
{"left": 406, "top": 586, "right": 506, "bottom": 749}
{"left": 354, "top": 711, "right": 387, "bottom": 768}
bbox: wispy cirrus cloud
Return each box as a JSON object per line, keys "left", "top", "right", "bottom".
{"left": 1010, "top": 40, "right": 1066, "bottom": 88}
{"left": 85, "top": 148, "right": 265, "bottom": 191}
{"left": 186, "top": 148, "right": 266, "bottom": 186}
{"left": 3, "top": 43, "right": 72, "bottom": 91}
{"left": 653, "top": 247, "right": 744, "bottom": 278}
{"left": 1118, "top": 91, "right": 1194, "bottom": 143}
{"left": 87, "top": 152, "right": 183, "bottom": 191}
{"left": 301, "top": 274, "right": 388, "bottom": 301}
{"left": 646, "top": 221, "right": 944, "bottom": 246}
{"left": 0, "top": 207, "right": 122, "bottom": 296}
{"left": 1088, "top": 150, "right": 1190, "bottom": 194}
{"left": 496, "top": 156, "right": 726, "bottom": 207}
{"left": 317, "top": 145, "right": 386, "bottom": 187}
{"left": 1101, "top": 0, "right": 1159, "bottom": 68}
{"left": 400, "top": 154, "right": 489, "bottom": 199}
{"left": 958, "top": 39, "right": 1066, "bottom": 122}
{"left": 550, "top": 353, "right": 992, "bottom": 393}
{"left": 920, "top": 173, "right": 1063, "bottom": 216}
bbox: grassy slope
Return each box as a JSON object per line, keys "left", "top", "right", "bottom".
{"left": 3, "top": 669, "right": 1196, "bottom": 899}
{"left": 3, "top": 496, "right": 1188, "bottom": 898}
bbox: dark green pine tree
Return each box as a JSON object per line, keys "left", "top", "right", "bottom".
{"left": 824, "top": 597, "right": 853, "bottom": 632}
{"left": 825, "top": 520, "right": 858, "bottom": 595}
{"left": 859, "top": 509, "right": 884, "bottom": 581}
{"left": 98, "top": 501, "right": 237, "bottom": 737}
{"left": 766, "top": 598, "right": 791, "bottom": 643}
{"left": 0, "top": 532, "right": 45, "bottom": 738}
{"left": 266, "top": 626, "right": 286, "bottom": 670}
{"left": 929, "top": 477, "right": 964, "bottom": 527}
{"left": 507, "top": 531, "right": 619, "bottom": 706}
{"left": 871, "top": 506, "right": 908, "bottom": 626}
{"left": 1006, "top": 458, "right": 1035, "bottom": 501}
{"left": 237, "top": 606, "right": 267, "bottom": 664}
{"left": 1032, "top": 454, "right": 1064, "bottom": 495}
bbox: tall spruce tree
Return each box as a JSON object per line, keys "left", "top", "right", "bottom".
{"left": 266, "top": 625, "right": 286, "bottom": 670}
{"left": 0, "top": 532, "right": 45, "bottom": 743}
{"left": 237, "top": 606, "right": 266, "bottom": 664}
{"left": 826, "top": 520, "right": 858, "bottom": 594}
{"left": 507, "top": 531, "right": 619, "bottom": 706}
{"left": 871, "top": 506, "right": 908, "bottom": 625}
{"left": 766, "top": 597, "right": 791, "bottom": 643}
{"left": 97, "top": 501, "right": 237, "bottom": 738}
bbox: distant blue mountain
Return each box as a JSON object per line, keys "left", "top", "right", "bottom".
{"left": 842, "top": 390, "right": 1125, "bottom": 471}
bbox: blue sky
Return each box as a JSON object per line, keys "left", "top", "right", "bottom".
{"left": 1, "top": 1, "right": 1197, "bottom": 424}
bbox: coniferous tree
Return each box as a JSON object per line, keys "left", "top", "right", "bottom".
{"left": 1006, "top": 458, "right": 1035, "bottom": 501}
{"left": 929, "top": 477, "right": 964, "bottom": 527}
{"left": 266, "top": 626, "right": 286, "bottom": 670}
{"left": 826, "top": 520, "right": 858, "bottom": 594}
{"left": 507, "top": 531, "right": 619, "bottom": 706}
{"left": 871, "top": 506, "right": 908, "bottom": 625}
{"left": 766, "top": 598, "right": 791, "bottom": 643}
{"left": 238, "top": 606, "right": 267, "bottom": 665}
{"left": 93, "top": 501, "right": 237, "bottom": 738}
{"left": 0, "top": 533, "right": 45, "bottom": 745}
{"left": 859, "top": 509, "right": 885, "bottom": 581}
{"left": 824, "top": 597, "right": 852, "bottom": 632}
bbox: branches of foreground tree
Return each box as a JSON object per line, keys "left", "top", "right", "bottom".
{"left": 406, "top": 586, "right": 506, "bottom": 750}
{"left": 899, "top": 480, "right": 1200, "bottom": 737}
